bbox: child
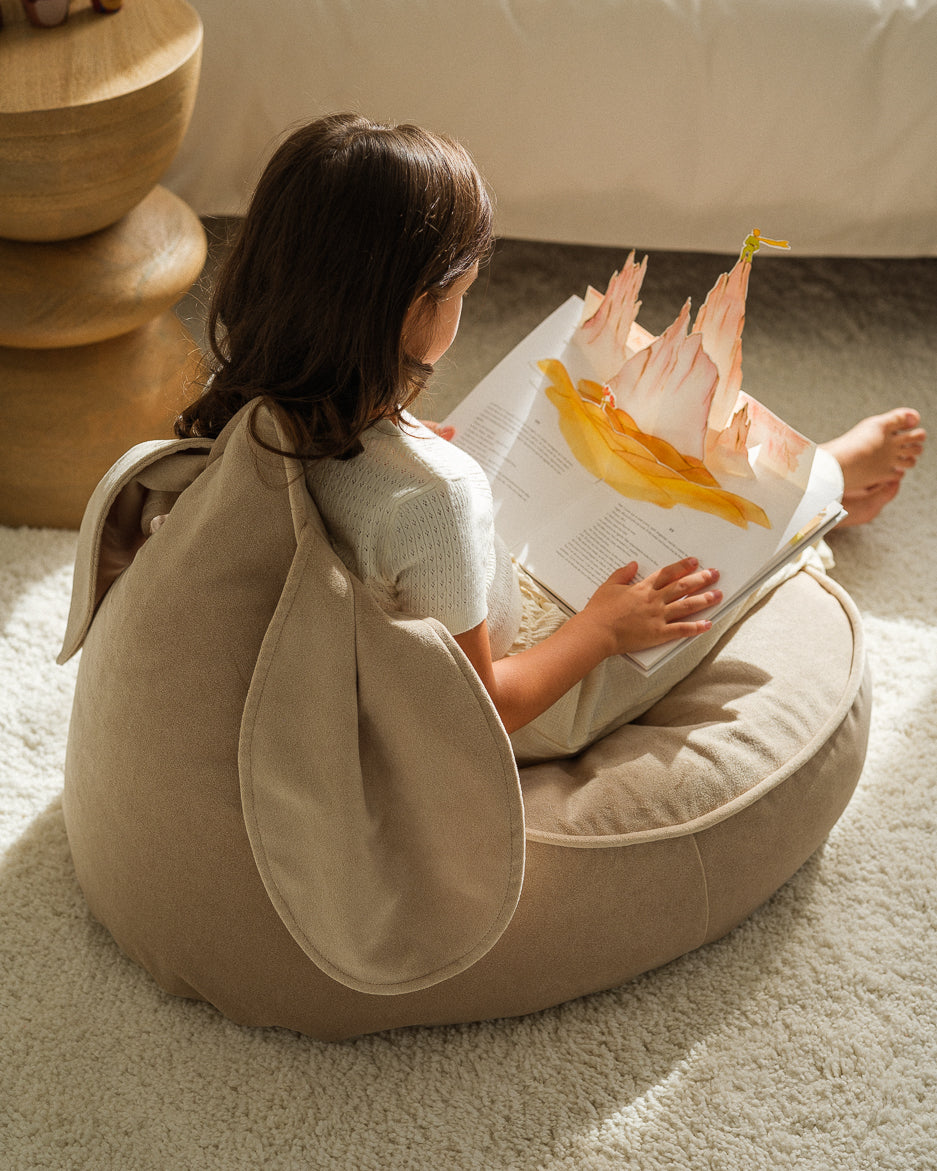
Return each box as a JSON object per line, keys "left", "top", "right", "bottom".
{"left": 174, "top": 113, "right": 925, "bottom": 763}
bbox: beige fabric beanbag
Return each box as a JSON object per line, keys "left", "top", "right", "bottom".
{"left": 59, "top": 402, "right": 870, "bottom": 1041}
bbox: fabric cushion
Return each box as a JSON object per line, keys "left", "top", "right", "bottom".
{"left": 59, "top": 402, "right": 870, "bottom": 1039}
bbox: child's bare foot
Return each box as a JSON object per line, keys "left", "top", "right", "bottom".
{"left": 821, "top": 409, "right": 925, "bottom": 526}
{"left": 821, "top": 408, "right": 925, "bottom": 494}
{"left": 837, "top": 480, "right": 902, "bottom": 527}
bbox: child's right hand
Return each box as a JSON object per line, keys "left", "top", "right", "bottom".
{"left": 579, "top": 557, "right": 722, "bottom": 656}
{"left": 456, "top": 555, "right": 722, "bottom": 734}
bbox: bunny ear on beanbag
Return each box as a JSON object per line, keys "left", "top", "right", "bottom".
{"left": 238, "top": 444, "right": 526, "bottom": 995}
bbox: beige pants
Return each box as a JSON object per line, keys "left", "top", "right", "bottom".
{"left": 507, "top": 540, "right": 835, "bottom": 765}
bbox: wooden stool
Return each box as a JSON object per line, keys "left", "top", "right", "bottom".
{"left": 0, "top": 0, "right": 206, "bottom": 528}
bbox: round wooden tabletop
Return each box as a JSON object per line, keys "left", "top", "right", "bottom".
{"left": 0, "top": 0, "right": 203, "bottom": 240}
{"left": 0, "top": 0, "right": 202, "bottom": 115}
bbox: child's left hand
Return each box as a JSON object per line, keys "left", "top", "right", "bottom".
{"left": 421, "top": 420, "right": 456, "bottom": 441}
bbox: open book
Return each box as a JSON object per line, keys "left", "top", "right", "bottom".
{"left": 444, "top": 238, "right": 846, "bottom": 673}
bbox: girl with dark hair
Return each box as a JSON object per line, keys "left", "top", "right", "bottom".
{"left": 174, "top": 113, "right": 924, "bottom": 762}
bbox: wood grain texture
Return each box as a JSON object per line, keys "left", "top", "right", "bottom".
{"left": 0, "top": 0, "right": 202, "bottom": 241}
{"left": 0, "top": 186, "right": 207, "bottom": 348}
{"left": 0, "top": 311, "right": 204, "bottom": 528}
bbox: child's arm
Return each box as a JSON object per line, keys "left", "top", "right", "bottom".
{"left": 453, "top": 558, "right": 721, "bottom": 734}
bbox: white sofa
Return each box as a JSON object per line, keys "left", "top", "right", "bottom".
{"left": 166, "top": 0, "right": 937, "bottom": 257}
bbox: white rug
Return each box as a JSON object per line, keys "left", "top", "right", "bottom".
{"left": 2, "top": 246, "right": 936, "bottom": 1169}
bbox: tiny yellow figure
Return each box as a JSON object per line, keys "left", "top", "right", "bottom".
{"left": 740, "top": 229, "right": 791, "bottom": 263}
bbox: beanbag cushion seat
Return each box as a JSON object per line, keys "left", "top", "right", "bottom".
{"left": 58, "top": 402, "right": 870, "bottom": 1041}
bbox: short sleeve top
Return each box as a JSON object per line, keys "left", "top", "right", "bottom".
{"left": 305, "top": 413, "right": 523, "bottom": 659}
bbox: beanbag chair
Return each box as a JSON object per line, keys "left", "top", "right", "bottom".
{"left": 58, "top": 402, "right": 869, "bottom": 1041}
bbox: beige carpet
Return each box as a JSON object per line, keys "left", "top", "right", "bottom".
{"left": 2, "top": 239, "right": 936, "bottom": 1169}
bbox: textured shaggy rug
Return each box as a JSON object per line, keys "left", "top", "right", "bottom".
{"left": 2, "top": 239, "right": 936, "bottom": 1169}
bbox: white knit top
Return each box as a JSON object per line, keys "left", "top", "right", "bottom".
{"left": 305, "top": 413, "right": 523, "bottom": 660}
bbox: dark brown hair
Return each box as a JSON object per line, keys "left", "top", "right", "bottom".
{"left": 175, "top": 113, "right": 493, "bottom": 459}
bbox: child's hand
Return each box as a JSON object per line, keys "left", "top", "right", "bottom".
{"left": 461, "top": 555, "right": 722, "bottom": 732}
{"left": 579, "top": 557, "right": 722, "bottom": 656}
{"left": 420, "top": 420, "right": 456, "bottom": 441}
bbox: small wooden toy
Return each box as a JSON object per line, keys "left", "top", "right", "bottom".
{"left": 18, "top": 0, "right": 122, "bottom": 28}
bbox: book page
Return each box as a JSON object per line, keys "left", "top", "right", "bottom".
{"left": 446, "top": 299, "right": 599, "bottom": 553}
{"left": 446, "top": 285, "right": 843, "bottom": 673}
{"left": 516, "top": 450, "right": 823, "bottom": 616}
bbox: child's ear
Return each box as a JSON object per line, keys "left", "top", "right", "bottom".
{"left": 402, "top": 293, "right": 432, "bottom": 360}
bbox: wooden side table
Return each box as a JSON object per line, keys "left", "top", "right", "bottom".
{"left": 0, "top": 0, "right": 207, "bottom": 528}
